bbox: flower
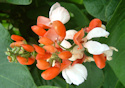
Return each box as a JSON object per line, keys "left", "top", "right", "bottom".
{"left": 62, "top": 64, "right": 87, "bottom": 85}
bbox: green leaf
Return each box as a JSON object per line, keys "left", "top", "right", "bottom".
{"left": 83, "top": 0, "right": 120, "bottom": 21}
{"left": 115, "top": 81, "right": 125, "bottom": 88}
{"left": 78, "top": 62, "right": 104, "bottom": 88}
{"left": 0, "top": 23, "right": 37, "bottom": 88}
{"left": 0, "top": 0, "right": 32, "bottom": 5}
{"left": 37, "top": 86, "right": 60, "bottom": 88}
{"left": 104, "top": 0, "right": 125, "bottom": 86}
{"left": 68, "top": 0, "right": 83, "bottom": 4}
{"left": 103, "top": 64, "right": 118, "bottom": 88}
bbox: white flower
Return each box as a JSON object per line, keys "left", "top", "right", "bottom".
{"left": 62, "top": 64, "right": 87, "bottom": 85}
{"left": 86, "top": 27, "right": 109, "bottom": 40}
{"left": 84, "top": 40, "right": 109, "bottom": 55}
{"left": 103, "top": 46, "right": 118, "bottom": 61}
{"left": 49, "top": 2, "right": 70, "bottom": 24}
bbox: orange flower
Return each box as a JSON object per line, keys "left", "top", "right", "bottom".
{"left": 17, "top": 56, "right": 35, "bottom": 65}
{"left": 11, "top": 35, "right": 25, "bottom": 41}
{"left": 38, "top": 37, "right": 54, "bottom": 45}
{"left": 58, "top": 51, "right": 72, "bottom": 59}
{"left": 52, "top": 20, "right": 66, "bottom": 41}
{"left": 86, "top": 18, "right": 102, "bottom": 32}
{"left": 36, "top": 59, "right": 50, "bottom": 70}
{"left": 31, "top": 25, "right": 46, "bottom": 36}
{"left": 60, "top": 59, "right": 71, "bottom": 71}
{"left": 93, "top": 54, "right": 106, "bottom": 69}
{"left": 73, "top": 28, "right": 84, "bottom": 49}
{"left": 33, "top": 44, "right": 45, "bottom": 55}
{"left": 10, "top": 41, "right": 25, "bottom": 48}
{"left": 43, "top": 45, "right": 57, "bottom": 53}
{"left": 36, "top": 53, "right": 51, "bottom": 60}
{"left": 41, "top": 67, "right": 60, "bottom": 80}
{"left": 22, "top": 44, "right": 34, "bottom": 52}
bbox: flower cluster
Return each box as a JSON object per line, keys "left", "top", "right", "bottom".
{"left": 5, "top": 2, "right": 118, "bottom": 86}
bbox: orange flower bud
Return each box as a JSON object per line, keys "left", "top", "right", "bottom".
{"left": 52, "top": 21, "right": 66, "bottom": 41}
{"left": 10, "top": 41, "right": 25, "bottom": 48}
{"left": 58, "top": 51, "right": 72, "bottom": 59}
{"left": 93, "top": 54, "right": 106, "bottom": 69}
{"left": 33, "top": 44, "right": 45, "bottom": 55}
{"left": 73, "top": 28, "right": 84, "bottom": 49}
{"left": 38, "top": 37, "right": 54, "bottom": 45}
{"left": 36, "top": 53, "right": 51, "bottom": 60}
{"left": 17, "top": 56, "right": 35, "bottom": 65}
{"left": 11, "top": 35, "right": 25, "bottom": 41}
{"left": 31, "top": 25, "right": 46, "bottom": 36}
{"left": 22, "top": 44, "right": 34, "bottom": 52}
{"left": 36, "top": 59, "right": 50, "bottom": 70}
{"left": 41, "top": 67, "right": 60, "bottom": 80}
{"left": 43, "top": 45, "right": 57, "bottom": 53}
{"left": 7, "top": 56, "right": 12, "bottom": 62}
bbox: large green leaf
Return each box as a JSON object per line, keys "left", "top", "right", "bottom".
{"left": 83, "top": 0, "right": 120, "bottom": 21}
{"left": 104, "top": 0, "right": 125, "bottom": 86}
{"left": 78, "top": 62, "right": 104, "bottom": 88}
{"left": 115, "top": 81, "right": 125, "bottom": 88}
{"left": 37, "top": 86, "right": 60, "bottom": 88}
{"left": 0, "top": 23, "right": 37, "bottom": 88}
{"left": 0, "top": 0, "right": 32, "bottom": 5}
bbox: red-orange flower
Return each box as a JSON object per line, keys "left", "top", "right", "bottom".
{"left": 58, "top": 51, "right": 72, "bottom": 59}
{"left": 22, "top": 44, "right": 34, "bottom": 52}
{"left": 11, "top": 35, "right": 25, "bottom": 41}
{"left": 33, "top": 44, "right": 45, "bottom": 55}
{"left": 38, "top": 37, "right": 54, "bottom": 45}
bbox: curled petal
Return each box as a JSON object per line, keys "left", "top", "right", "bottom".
{"left": 37, "top": 16, "right": 51, "bottom": 29}
{"left": 73, "top": 28, "right": 84, "bottom": 49}
{"left": 52, "top": 20, "right": 66, "bottom": 41}
{"left": 58, "top": 51, "right": 72, "bottom": 59}
{"left": 61, "top": 40, "right": 72, "bottom": 49}
{"left": 50, "top": 7, "right": 70, "bottom": 24}
{"left": 87, "top": 27, "right": 109, "bottom": 40}
{"left": 41, "top": 67, "right": 60, "bottom": 80}
{"left": 36, "top": 59, "right": 50, "bottom": 70}
{"left": 31, "top": 25, "right": 46, "bottom": 36}
{"left": 65, "top": 30, "right": 77, "bottom": 40}
{"left": 49, "top": 2, "right": 61, "bottom": 17}
{"left": 11, "top": 35, "right": 25, "bottom": 41}
{"left": 84, "top": 41, "right": 109, "bottom": 55}
{"left": 93, "top": 54, "right": 106, "bottom": 69}
{"left": 38, "top": 37, "right": 54, "bottom": 45}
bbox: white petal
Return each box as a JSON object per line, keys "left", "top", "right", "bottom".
{"left": 65, "top": 66, "right": 85, "bottom": 85}
{"left": 50, "top": 7, "right": 70, "bottom": 24}
{"left": 65, "top": 30, "right": 77, "bottom": 40}
{"left": 62, "top": 69, "right": 72, "bottom": 84}
{"left": 69, "top": 54, "right": 83, "bottom": 61}
{"left": 61, "top": 40, "right": 72, "bottom": 49}
{"left": 71, "top": 45, "right": 84, "bottom": 54}
{"left": 84, "top": 41, "right": 109, "bottom": 55}
{"left": 101, "top": 24, "right": 106, "bottom": 30}
{"left": 86, "top": 27, "right": 110, "bottom": 40}
{"left": 73, "top": 64, "right": 88, "bottom": 80}
{"left": 49, "top": 2, "right": 61, "bottom": 17}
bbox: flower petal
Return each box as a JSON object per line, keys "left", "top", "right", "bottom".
{"left": 50, "top": 7, "right": 70, "bottom": 24}
{"left": 87, "top": 27, "right": 110, "bottom": 40}
{"left": 65, "top": 30, "right": 77, "bottom": 40}
{"left": 37, "top": 16, "right": 51, "bottom": 29}
{"left": 49, "top": 2, "right": 61, "bottom": 17}
{"left": 84, "top": 41, "right": 109, "bottom": 55}
{"left": 61, "top": 40, "right": 72, "bottom": 49}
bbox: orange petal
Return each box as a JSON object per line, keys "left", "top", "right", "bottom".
{"left": 36, "top": 59, "right": 50, "bottom": 70}
{"left": 7, "top": 56, "right": 12, "bottom": 62}
{"left": 33, "top": 44, "right": 45, "bottom": 55}
{"left": 52, "top": 21, "right": 66, "bottom": 41}
{"left": 11, "top": 35, "right": 25, "bottom": 41}
{"left": 31, "top": 25, "right": 46, "bottom": 36}
{"left": 10, "top": 41, "right": 25, "bottom": 48}
{"left": 17, "top": 56, "right": 35, "bottom": 65}
{"left": 41, "top": 67, "right": 60, "bottom": 80}
{"left": 43, "top": 45, "right": 57, "bottom": 53}
{"left": 36, "top": 53, "right": 51, "bottom": 60}
{"left": 60, "top": 59, "right": 71, "bottom": 71}
{"left": 93, "top": 54, "right": 106, "bottom": 69}
{"left": 58, "top": 51, "right": 72, "bottom": 59}
{"left": 22, "top": 44, "right": 34, "bottom": 52}
{"left": 37, "top": 16, "right": 51, "bottom": 29}
{"left": 38, "top": 37, "right": 54, "bottom": 45}
{"left": 73, "top": 28, "right": 84, "bottom": 49}
{"left": 88, "top": 18, "right": 102, "bottom": 32}
{"left": 44, "top": 28, "right": 59, "bottom": 42}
